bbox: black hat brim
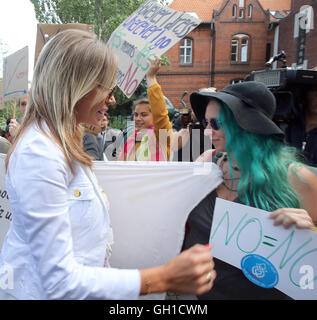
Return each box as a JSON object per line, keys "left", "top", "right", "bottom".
{"left": 190, "top": 91, "right": 284, "bottom": 138}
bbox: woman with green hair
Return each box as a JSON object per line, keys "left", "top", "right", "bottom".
{"left": 183, "top": 81, "right": 317, "bottom": 299}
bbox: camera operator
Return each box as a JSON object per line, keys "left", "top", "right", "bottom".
{"left": 286, "top": 84, "right": 317, "bottom": 167}
{"left": 171, "top": 88, "right": 214, "bottom": 162}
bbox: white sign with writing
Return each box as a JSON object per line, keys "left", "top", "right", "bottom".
{"left": 107, "top": 0, "right": 201, "bottom": 98}
{"left": 2, "top": 47, "right": 28, "bottom": 102}
{"left": 210, "top": 198, "right": 317, "bottom": 300}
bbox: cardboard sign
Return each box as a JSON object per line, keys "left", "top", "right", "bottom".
{"left": 2, "top": 47, "right": 28, "bottom": 102}
{"left": 107, "top": 0, "right": 201, "bottom": 98}
{"left": 35, "top": 23, "right": 94, "bottom": 64}
{"left": 210, "top": 198, "right": 317, "bottom": 300}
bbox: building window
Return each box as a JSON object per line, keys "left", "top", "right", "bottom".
{"left": 180, "top": 38, "right": 192, "bottom": 64}
{"left": 231, "top": 34, "right": 249, "bottom": 63}
{"left": 239, "top": 9, "right": 244, "bottom": 18}
{"left": 241, "top": 38, "right": 248, "bottom": 62}
{"left": 239, "top": 0, "right": 245, "bottom": 7}
{"left": 231, "top": 39, "right": 239, "bottom": 62}
{"left": 248, "top": 4, "right": 253, "bottom": 18}
{"left": 232, "top": 4, "right": 237, "bottom": 18}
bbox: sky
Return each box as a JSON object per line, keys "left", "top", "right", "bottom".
{"left": 0, "top": 0, "right": 38, "bottom": 81}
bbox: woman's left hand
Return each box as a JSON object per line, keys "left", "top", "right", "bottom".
{"left": 146, "top": 56, "right": 161, "bottom": 86}
{"left": 270, "top": 208, "right": 315, "bottom": 230}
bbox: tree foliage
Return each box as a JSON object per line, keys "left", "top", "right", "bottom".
{"left": 29, "top": 0, "right": 150, "bottom": 41}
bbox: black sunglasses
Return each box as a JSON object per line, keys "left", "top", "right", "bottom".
{"left": 202, "top": 118, "right": 221, "bottom": 130}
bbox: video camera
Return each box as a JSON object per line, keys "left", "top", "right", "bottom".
{"left": 247, "top": 51, "right": 317, "bottom": 129}
{"left": 178, "top": 91, "right": 203, "bottom": 131}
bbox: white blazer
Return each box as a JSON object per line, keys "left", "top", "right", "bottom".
{"left": 0, "top": 121, "right": 140, "bottom": 299}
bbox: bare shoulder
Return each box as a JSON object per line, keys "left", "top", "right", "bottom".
{"left": 288, "top": 164, "right": 317, "bottom": 191}
{"left": 288, "top": 163, "right": 317, "bottom": 222}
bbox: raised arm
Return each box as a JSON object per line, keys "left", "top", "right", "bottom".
{"left": 146, "top": 57, "right": 173, "bottom": 160}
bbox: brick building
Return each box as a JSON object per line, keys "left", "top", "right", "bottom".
{"left": 158, "top": 0, "right": 291, "bottom": 108}
{"left": 278, "top": 0, "right": 317, "bottom": 69}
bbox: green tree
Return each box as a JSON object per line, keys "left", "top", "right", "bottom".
{"left": 30, "top": 0, "right": 148, "bottom": 41}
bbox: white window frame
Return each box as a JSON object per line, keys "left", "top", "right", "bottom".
{"left": 248, "top": 4, "right": 253, "bottom": 18}
{"left": 231, "top": 39, "right": 239, "bottom": 62}
{"left": 233, "top": 4, "right": 237, "bottom": 18}
{"left": 231, "top": 34, "right": 249, "bottom": 63}
{"left": 180, "top": 38, "right": 193, "bottom": 64}
{"left": 241, "top": 38, "right": 248, "bottom": 62}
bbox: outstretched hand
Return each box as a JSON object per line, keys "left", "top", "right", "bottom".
{"left": 163, "top": 244, "right": 216, "bottom": 295}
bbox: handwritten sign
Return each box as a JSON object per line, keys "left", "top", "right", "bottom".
{"left": 0, "top": 155, "right": 12, "bottom": 250}
{"left": 35, "top": 23, "right": 94, "bottom": 65}
{"left": 107, "top": 0, "right": 201, "bottom": 98}
{"left": 2, "top": 47, "right": 28, "bottom": 102}
{"left": 210, "top": 198, "right": 317, "bottom": 300}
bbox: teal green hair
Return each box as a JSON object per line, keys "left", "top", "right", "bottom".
{"left": 217, "top": 101, "right": 302, "bottom": 211}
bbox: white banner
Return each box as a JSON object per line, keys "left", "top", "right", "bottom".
{"left": 2, "top": 47, "right": 28, "bottom": 102}
{"left": 0, "top": 155, "right": 222, "bottom": 299}
{"left": 210, "top": 198, "right": 317, "bottom": 300}
{"left": 107, "top": 0, "right": 201, "bottom": 98}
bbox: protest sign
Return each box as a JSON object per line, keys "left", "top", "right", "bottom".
{"left": 210, "top": 198, "right": 317, "bottom": 300}
{"left": 35, "top": 23, "right": 94, "bottom": 64}
{"left": 2, "top": 46, "right": 28, "bottom": 102}
{"left": 107, "top": 0, "right": 201, "bottom": 98}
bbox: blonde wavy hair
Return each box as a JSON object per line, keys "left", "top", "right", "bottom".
{"left": 6, "top": 29, "right": 118, "bottom": 171}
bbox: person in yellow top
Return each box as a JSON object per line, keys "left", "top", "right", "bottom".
{"left": 119, "top": 57, "right": 173, "bottom": 161}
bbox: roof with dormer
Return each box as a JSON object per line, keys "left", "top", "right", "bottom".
{"left": 169, "top": 0, "right": 291, "bottom": 22}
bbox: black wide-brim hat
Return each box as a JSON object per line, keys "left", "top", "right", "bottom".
{"left": 190, "top": 81, "right": 284, "bottom": 138}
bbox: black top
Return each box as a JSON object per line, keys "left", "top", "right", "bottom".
{"left": 286, "top": 118, "right": 317, "bottom": 167}
{"left": 183, "top": 189, "right": 291, "bottom": 300}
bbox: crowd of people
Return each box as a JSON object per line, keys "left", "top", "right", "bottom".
{"left": 0, "top": 29, "right": 316, "bottom": 300}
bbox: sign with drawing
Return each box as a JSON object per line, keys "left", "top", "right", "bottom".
{"left": 210, "top": 198, "right": 317, "bottom": 300}
{"left": 107, "top": 0, "right": 201, "bottom": 98}
{"left": 2, "top": 46, "right": 28, "bottom": 102}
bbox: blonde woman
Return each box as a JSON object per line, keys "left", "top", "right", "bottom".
{"left": 0, "top": 30, "right": 215, "bottom": 300}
